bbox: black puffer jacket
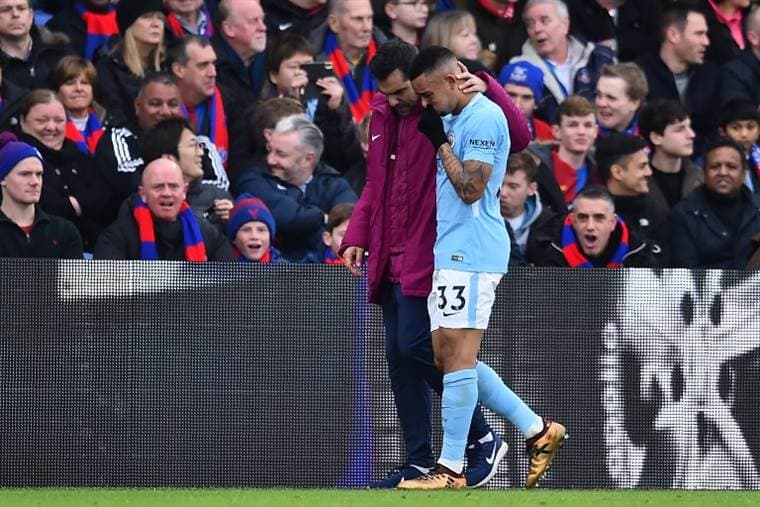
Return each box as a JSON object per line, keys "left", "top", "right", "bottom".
{"left": 16, "top": 131, "right": 112, "bottom": 251}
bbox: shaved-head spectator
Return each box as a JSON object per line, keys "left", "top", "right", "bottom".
{"left": 721, "top": 5, "right": 760, "bottom": 106}
{"left": 211, "top": 0, "right": 267, "bottom": 102}
{"left": 513, "top": 0, "right": 614, "bottom": 122}
{"left": 636, "top": 0, "right": 721, "bottom": 154}
{"left": 0, "top": 0, "right": 72, "bottom": 90}
{"left": 94, "top": 157, "right": 234, "bottom": 261}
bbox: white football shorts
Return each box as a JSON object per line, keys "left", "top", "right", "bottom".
{"left": 427, "top": 268, "right": 503, "bottom": 332}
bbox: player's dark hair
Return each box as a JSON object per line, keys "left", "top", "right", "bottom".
{"left": 408, "top": 45, "right": 456, "bottom": 81}
{"left": 370, "top": 38, "right": 419, "bottom": 81}
{"left": 595, "top": 133, "right": 648, "bottom": 182}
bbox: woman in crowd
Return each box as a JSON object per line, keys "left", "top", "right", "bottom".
{"left": 422, "top": 10, "right": 483, "bottom": 63}
{"left": 48, "top": 55, "right": 107, "bottom": 155}
{"left": 16, "top": 89, "right": 112, "bottom": 251}
{"left": 96, "top": 0, "right": 166, "bottom": 126}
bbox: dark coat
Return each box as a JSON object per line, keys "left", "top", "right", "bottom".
{"left": 700, "top": 2, "right": 744, "bottom": 65}
{"left": 648, "top": 158, "right": 704, "bottom": 211}
{"left": 720, "top": 48, "right": 760, "bottom": 106}
{"left": 523, "top": 205, "right": 563, "bottom": 266}
{"left": 94, "top": 42, "right": 159, "bottom": 127}
{"left": 467, "top": 0, "right": 527, "bottom": 70}
{"left": 235, "top": 162, "right": 358, "bottom": 261}
{"left": 0, "top": 26, "right": 72, "bottom": 90}
{"left": 530, "top": 220, "right": 658, "bottom": 268}
{"left": 46, "top": 5, "right": 98, "bottom": 59}
{"left": 636, "top": 51, "right": 722, "bottom": 153}
{"left": 566, "top": 0, "right": 662, "bottom": 62}
{"left": 16, "top": 131, "right": 112, "bottom": 251}
{"left": 93, "top": 208, "right": 234, "bottom": 261}
{"left": 0, "top": 206, "right": 83, "bottom": 259}
{"left": 210, "top": 32, "right": 266, "bottom": 107}
{"left": 612, "top": 193, "right": 671, "bottom": 266}
{"left": 261, "top": 0, "right": 328, "bottom": 40}
{"left": 0, "top": 78, "right": 27, "bottom": 130}
{"left": 669, "top": 186, "right": 760, "bottom": 269}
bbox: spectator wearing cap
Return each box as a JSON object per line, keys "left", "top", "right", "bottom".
{"left": 514, "top": 0, "right": 614, "bottom": 123}
{"left": 594, "top": 62, "right": 648, "bottom": 136}
{"left": 596, "top": 132, "right": 669, "bottom": 264}
{"left": 498, "top": 60, "right": 553, "bottom": 141}
{"left": 669, "top": 137, "right": 760, "bottom": 269}
{"left": 227, "top": 193, "right": 286, "bottom": 263}
{"left": 94, "top": 158, "right": 234, "bottom": 261}
{"left": 95, "top": 0, "right": 167, "bottom": 127}
{"left": 0, "top": 131, "right": 84, "bottom": 258}
{"left": 721, "top": 5, "right": 760, "bottom": 106}
{"left": 0, "top": 0, "right": 72, "bottom": 90}
{"left": 718, "top": 99, "right": 760, "bottom": 195}
{"left": 46, "top": 0, "right": 119, "bottom": 61}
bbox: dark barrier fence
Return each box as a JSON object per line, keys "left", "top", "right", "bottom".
{"left": 1, "top": 260, "right": 758, "bottom": 489}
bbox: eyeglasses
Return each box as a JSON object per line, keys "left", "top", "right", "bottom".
{"left": 393, "top": 0, "right": 432, "bottom": 9}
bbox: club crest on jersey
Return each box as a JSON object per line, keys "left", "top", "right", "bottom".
{"left": 447, "top": 131, "right": 455, "bottom": 148}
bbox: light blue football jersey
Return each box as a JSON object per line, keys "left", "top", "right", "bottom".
{"left": 435, "top": 93, "right": 510, "bottom": 273}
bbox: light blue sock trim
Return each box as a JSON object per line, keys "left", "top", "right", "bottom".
{"left": 475, "top": 361, "right": 541, "bottom": 437}
{"left": 439, "top": 368, "right": 478, "bottom": 474}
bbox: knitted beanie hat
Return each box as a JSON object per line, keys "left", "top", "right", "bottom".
{"left": 227, "top": 194, "right": 277, "bottom": 240}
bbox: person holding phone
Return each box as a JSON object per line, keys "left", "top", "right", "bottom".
{"left": 262, "top": 33, "right": 364, "bottom": 178}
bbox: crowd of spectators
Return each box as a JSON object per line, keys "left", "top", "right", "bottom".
{"left": 1, "top": 0, "right": 759, "bottom": 268}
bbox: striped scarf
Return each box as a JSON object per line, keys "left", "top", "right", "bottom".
{"left": 133, "top": 198, "right": 207, "bottom": 261}
{"left": 323, "top": 248, "right": 343, "bottom": 265}
{"left": 182, "top": 87, "right": 229, "bottom": 167}
{"left": 561, "top": 214, "right": 629, "bottom": 268}
{"left": 65, "top": 109, "right": 104, "bottom": 155}
{"left": 165, "top": 2, "right": 213, "bottom": 39}
{"left": 76, "top": 2, "right": 119, "bottom": 60}
{"left": 324, "top": 30, "right": 377, "bottom": 123}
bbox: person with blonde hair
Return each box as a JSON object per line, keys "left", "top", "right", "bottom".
{"left": 48, "top": 55, "right": 107, "bottom": 155}
{"left": 422, "top": 10, "right": 482, "bottom": 63}
{"left": 96, "top": 0, "right": 166, "bottom": 126}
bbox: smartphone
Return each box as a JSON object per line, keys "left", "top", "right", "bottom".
{"left": 300, "top": 61, "right": 335, "bottom": 81}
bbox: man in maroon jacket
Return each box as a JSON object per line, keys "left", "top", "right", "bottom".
{"left": 340, "top": 38, "right": 531, "bottom": 488}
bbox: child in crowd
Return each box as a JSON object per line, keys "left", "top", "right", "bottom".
{"left": 227, "top": 194, "right": 284, "bottom": 263}
{"left": 718, "top": 99, "right": 760, "bottom": 194}
{"left": 498, "top": 61, "right": 553, "bottom": 142}
{"left": 305, "top": 202, "right": 354, "bottom": 264}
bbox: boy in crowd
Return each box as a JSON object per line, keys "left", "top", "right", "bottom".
{"left": 718, "top": 99, "right": 760, "bottom": 194}
{"left": 498, "top": 60, "right": 553, "bottom": 142}
{"left": 320, "top": 202, "right": 353, "bottom": 264}
{"left": 226, "top": 194, "right": 284, "bottom": 263}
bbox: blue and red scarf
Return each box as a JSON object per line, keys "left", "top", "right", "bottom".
{"left": 323, "top": 248, "right": 343, "bottom": 265}
{"left": 165, "top": 2, "right": 213, "bottom": 39}
{"left": 64, "top": 109, "right": 104, "bottom": 155}
{"left": 182, "top": 87, "right": 229, "bottom": 166}
{"left": 233, "top": 245, "right": 276, "bottom": 263}
{"left": 133, "top": 198, "right": 207, "bottom": 261}
{"left": 324, "top": 29, "right": 377, "bottom": 123}
{"left": 561, "top": 214, "right": 629, "bottom": 268}
{"left": 750, "top": 144, "right": 760, "bottom": 186}
{"left": 76, "top": 2, "right": 119, "bottom": 60}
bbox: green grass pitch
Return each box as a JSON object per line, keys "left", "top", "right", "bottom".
{"left": 0, "top": 489, "right": 758, "bottom": 507}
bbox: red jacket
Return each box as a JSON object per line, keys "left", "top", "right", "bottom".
{"left": 340, "top": 72, "right": 530, "bottom": 303}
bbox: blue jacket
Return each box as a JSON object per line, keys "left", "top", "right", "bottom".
{"left": 236, "top": 162, "right": 357, "bottom": 261}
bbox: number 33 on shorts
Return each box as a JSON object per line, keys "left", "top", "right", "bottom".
{"left": 427, "top": 269, "right": 503, "bottom": 331}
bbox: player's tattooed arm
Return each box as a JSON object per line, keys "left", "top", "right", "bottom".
{"left": 438, "top": 144, "right": 493, "bottom": 204}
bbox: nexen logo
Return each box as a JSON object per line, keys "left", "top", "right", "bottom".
{"left": 469, "top": 139, "right": 495, "bottom": 148}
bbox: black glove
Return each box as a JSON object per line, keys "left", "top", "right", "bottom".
{"left": 417, "top": 105, "right": 448, "bottom": 150}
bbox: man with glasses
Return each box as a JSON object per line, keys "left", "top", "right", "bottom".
{"left": 382, "top": 0, "right": 432, "bottom": 46}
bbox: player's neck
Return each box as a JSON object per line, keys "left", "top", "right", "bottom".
{"left": 452, "top": 90, "right": 476, "bottom": 115}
